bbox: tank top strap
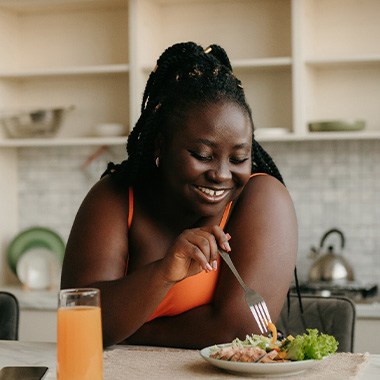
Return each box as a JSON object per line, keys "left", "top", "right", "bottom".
{"left": 128, "top": 187, "right": 134, "bottom": 229}
{"left": 219, "top": 201, "right": 232, "bottom": 230}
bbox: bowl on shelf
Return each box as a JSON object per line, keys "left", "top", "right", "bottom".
{"left": 93, "top": 122, "right": 126, "bottom": 137}
{"left": 0, "top": 105, "right": 74, "bottom": 138}
{"left": 308, "top": 120, "right": 366, "bottom": 132}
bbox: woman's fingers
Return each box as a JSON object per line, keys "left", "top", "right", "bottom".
{"left": 189, "top": 226, "right": 231, "bottom": 271}
{"left": 162, "top": 226, "right": 232, "bottom": 282}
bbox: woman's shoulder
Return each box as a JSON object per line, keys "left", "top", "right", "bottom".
{"left": 236, "top": 173, "right": 295, "bottom": 216}
{"left": 245, "top": 173, "right": 288, "bottom": 195}
{"left": 79, "top": 175, "right": 129, "bottom": 217}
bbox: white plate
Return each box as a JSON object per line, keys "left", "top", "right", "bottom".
{"left": 16, "top": 247, "right": 61, "bottom": 290}
{"left": 200, "top": 344, "right": 319, "bottom": 377}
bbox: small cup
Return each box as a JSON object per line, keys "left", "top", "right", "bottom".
{"left": 57, "top": 288, "right": 103, "bottom": 380}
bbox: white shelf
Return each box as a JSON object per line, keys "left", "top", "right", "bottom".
{"left": 0, "top": 64, "right": 129, "bottom": 79}
{"left": 305, "top": 55, "right": 380, "bottom": 68}
{"left": 0, "top": 136, "right": 128, "bottom": 148}
{"left": 232, "top": 57, "right": 292, "bottom": 70}
{"left": 2, "top": 131, "right": 380, "bottom": 148}
{"left": 0, "top": 0, "right": 128, "bottom": 13}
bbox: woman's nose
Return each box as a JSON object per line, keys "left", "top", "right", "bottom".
{"left": 206, "top": 161, "right": 232, "bottom": 182}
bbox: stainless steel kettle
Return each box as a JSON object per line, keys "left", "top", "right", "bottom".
{"left": 308, "top": 228, "right": 355, "bottom": 283}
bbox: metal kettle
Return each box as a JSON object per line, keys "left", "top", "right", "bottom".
{"left": 308, "top": 228, "right": 355, "bottom": 283}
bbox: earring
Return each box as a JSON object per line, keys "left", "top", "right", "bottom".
{"left": 155, "top": 157, "right": 160, "bottom": 168}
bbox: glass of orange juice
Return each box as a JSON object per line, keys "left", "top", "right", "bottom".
{"left": 57, "top": 288, "right": 103, "bottom": 380}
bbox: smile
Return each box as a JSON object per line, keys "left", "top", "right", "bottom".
{"left": 195, "top": 185, "right": 229, "bottom": 202}
{"left": 197, "top": 186, "right": 225, "bottom": 196}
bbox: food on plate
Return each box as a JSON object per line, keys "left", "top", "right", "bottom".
{"left": 209, "top": 328, "right": 338, "bottom": 363}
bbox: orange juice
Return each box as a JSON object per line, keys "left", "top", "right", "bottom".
{"left": 57, "top": 306, "right": 103, "bottom": 380}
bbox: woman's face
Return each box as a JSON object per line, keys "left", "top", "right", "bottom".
{"left": 159, "top": 101, "right": 252, "bottom": 217}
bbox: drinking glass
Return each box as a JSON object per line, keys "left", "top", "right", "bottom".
{"left": 57, "top": 288, "right": 103, "bottom": 380}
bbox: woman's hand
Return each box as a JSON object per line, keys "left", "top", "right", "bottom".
{"left": 159, "top": 225, "right": 231, "bottom": 283}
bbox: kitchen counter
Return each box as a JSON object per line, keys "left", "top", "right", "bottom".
{"left": 356, "top": 301, "right": 380, "bottom": 319}
{"left": 0, "top": 286, "right": 57, "bottom": 311}
{"left": 1, "top": 286, "right": 58, "bottom": 342}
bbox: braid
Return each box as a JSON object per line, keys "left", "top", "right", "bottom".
{"left": 252, "top": 140, "right": 284, "bottom": 185}
{"left": 207, "top": 44, "right": 233, "bottom": 71}
{"left": 104, "top": 41, "right": 283, "bottom": 188}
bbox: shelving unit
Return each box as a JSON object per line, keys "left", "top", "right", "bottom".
{"left": 294, "top": 0, "right": 380, "bottom": 136}
{"left": 1, "top": 0, "right": 380, "bottom": 284}
{"left": 0, "top": 0, "right": 130, "bottom": 142}
{"left": 1, "top": 0, "right": 379, "bottom": 146}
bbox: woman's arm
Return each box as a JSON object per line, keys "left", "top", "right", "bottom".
{"left": 60, "top": 177, "right": 229, "bottom": 347}
{"left": 124, "top": 175, "right": 298, "bottom": 348}
{"left": 60, "top": 177, "right": 175, "bottom": 346}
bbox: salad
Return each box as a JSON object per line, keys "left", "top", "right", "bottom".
{"left": 209, "top": 324, "right": 338, "bottom": 363}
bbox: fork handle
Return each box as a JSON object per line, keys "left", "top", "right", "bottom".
{"left": 218, "top": 249, "right": 249, "bottom": 292}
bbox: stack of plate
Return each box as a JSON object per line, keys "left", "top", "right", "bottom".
{"left": 7, "top": 227, "right": 65, "bottom": 290}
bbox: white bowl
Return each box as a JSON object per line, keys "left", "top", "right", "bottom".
{"left": 16, "top": 247, "right": 61, "bottom": 290}
{"left": 94, "top": 123, "right": 126, "bottom": 137}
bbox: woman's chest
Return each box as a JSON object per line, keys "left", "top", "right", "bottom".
{"left": 126, "top": 206, "right": 224, "bottom": 273}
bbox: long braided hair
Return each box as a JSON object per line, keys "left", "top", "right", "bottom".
{"left": 103, "top": 41, "right": 302, "bottom": 313}
{"left": 103, "top": 42, "right": 284, "bottom": 187}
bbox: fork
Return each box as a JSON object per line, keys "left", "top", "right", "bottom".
{"left": 218, "top": 248, "right": 272, "bottom": 334}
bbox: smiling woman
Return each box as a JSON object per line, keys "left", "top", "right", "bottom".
{"left": 60, "top": 42, "right": 298, "bottom": 349}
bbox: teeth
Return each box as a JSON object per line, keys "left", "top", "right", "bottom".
{"left": 198, "top": 186, "right": 225, "bottom": 197}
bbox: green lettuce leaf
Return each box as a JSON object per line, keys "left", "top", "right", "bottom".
{"left": 286, "top": 328, "right": 338, "bottom": 361}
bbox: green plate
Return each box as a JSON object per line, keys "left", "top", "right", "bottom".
{"left": 7, "top": 227, "right": 65, "bottom": 275}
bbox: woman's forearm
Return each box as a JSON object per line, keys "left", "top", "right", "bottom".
{"left": 123, "top": 303, "right": 257, "bottom": 349}
{"left": 87, "top": 260, "right": 173, "bottom": 347}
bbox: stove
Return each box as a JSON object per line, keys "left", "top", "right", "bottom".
{"left": 290, "top": 281, "right": 378, "bottom": 302}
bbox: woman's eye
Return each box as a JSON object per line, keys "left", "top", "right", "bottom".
{"left": 230, "top": 157, "right": 249, "bottom": 165}
{"left": 190, "top": 151, "right": 212, "bottom": 161}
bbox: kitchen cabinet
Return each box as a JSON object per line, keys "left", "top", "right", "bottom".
{"left": 0, "top": 0, "right": 130, "bottom": 144}
{"left": 0, "top": 0, "right": 379, "bottom": 148}
{"left": 1, "top": 0, "right": 380, "bottom": 283}
{"left": 354, "top": 303, "right": 380, "bottom": 354}
{"left": 0, "top": 286, "right": 57, "bottom": 342}
{"left": 19, "top": 309, "right": 57, "bottom": 342}
{"left": 355, "top": 318, "right": 380, "bottom": 354}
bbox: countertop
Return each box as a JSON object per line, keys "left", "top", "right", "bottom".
{"left": 0, "top": 286, "right": 57, "bottom": 311}
{"left": 1, "top": 341, "right": 379, "bottom": 380}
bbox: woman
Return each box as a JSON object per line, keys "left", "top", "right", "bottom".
{"left": 61, "top": 42, "right": 298, "bottom": 349}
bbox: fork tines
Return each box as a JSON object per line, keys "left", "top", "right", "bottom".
{"left": 250, "top": 301, "right": 272, "bottom": 334}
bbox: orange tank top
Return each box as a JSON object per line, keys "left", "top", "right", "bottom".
{"left": 127, "top": 173, "right": 267, "bottom": 321}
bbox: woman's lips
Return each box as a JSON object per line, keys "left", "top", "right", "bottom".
{"left": 194, "top": 185, "right": 230, "bottom": 202}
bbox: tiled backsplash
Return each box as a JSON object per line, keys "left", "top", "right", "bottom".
{"left": 18, "top": 140, "right": 380, "bottom": 283}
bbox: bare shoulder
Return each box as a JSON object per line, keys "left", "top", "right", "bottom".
{"left": 227, "top": 174, "right": 297, "bottom": 245}
{"left": 81, "top": 175, "right": 128, "bottom": 211}
{"left": 236, "top": 174, "right": 295, "bottom": 217}
{"left": 61, "top": 175, "right": 129, "bottom": 287}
